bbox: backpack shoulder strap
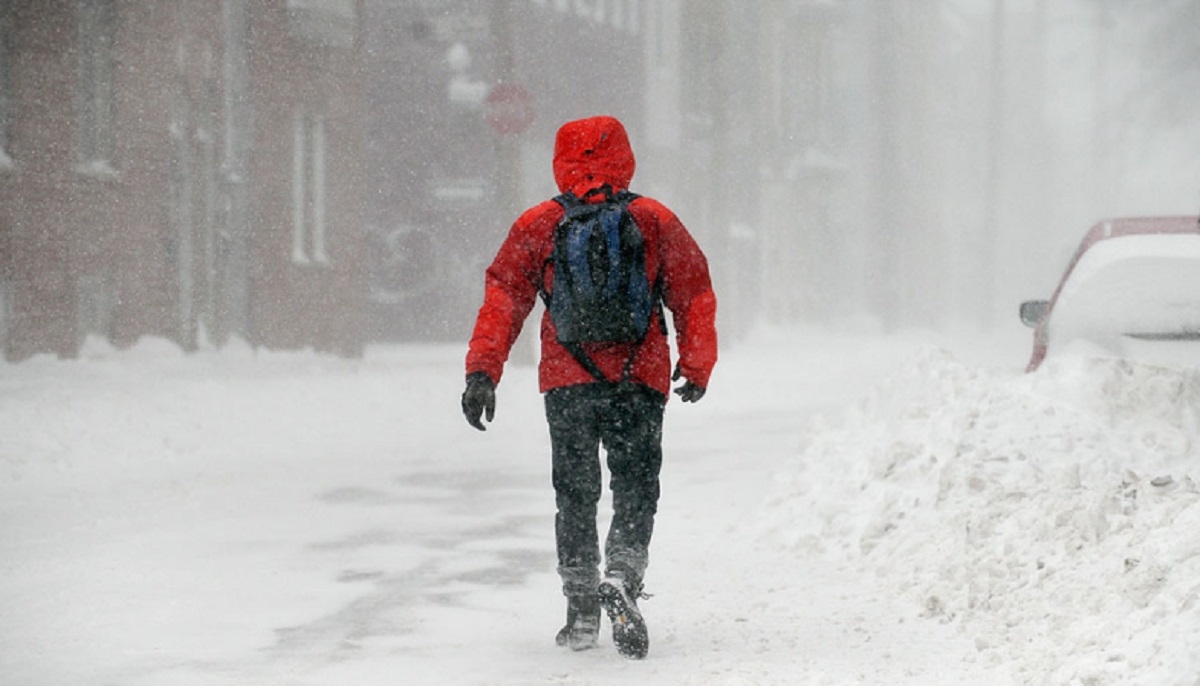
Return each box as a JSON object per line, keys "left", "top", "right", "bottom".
{"left": 614, "top": 189, "right": 640, "bottom": 206}
{"left": 564, "top": 341, "right": 608, "bottom": 383}
{"left": 552, "top": 191, "right": 581, "bottom": 211}
{"left": 618, "top": 191, "right": 665, "bottom": 336}
{"left": 555, "top": 188, "right": 638, "bottom": 211}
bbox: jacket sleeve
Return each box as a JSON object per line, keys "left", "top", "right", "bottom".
{"left": 652, "top": 202, "right": 718, "bottom": 389}
{"left": 465, "top": 203, "right": 558, "bottom": 384}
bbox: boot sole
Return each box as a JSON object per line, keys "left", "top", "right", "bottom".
{"left": 597, "top": 580, "right": 648, "bottom": 659}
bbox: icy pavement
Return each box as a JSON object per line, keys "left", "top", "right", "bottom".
{"left": 1, "top": 325, "right": 1147, "bottom": 684}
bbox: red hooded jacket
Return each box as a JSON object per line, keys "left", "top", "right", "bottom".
{"left": 465, "top": 116, "right": 717, "bottom": 398}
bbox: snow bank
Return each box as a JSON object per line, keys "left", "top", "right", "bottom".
{"left": 761, "top": 348, "right": 1200, "bottom": 685}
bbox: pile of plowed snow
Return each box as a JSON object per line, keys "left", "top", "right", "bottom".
{"left": 761, "top": 348, "right": 1200, "bottom": 685}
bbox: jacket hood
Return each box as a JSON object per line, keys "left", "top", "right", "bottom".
{"left": 552, "top": 116, "right": 636, "bottom": 197}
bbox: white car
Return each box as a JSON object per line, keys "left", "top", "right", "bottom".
{"left": 1019, "top": 215, "right": 1200, "bottom": 371}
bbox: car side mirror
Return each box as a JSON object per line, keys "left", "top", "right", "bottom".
{"left": 1019, "top": 300, "right": 1049, "bottom": 328}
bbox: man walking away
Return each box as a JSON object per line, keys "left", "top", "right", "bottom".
{"left": 462, "top": 115, "right": 717, "bottom": 659}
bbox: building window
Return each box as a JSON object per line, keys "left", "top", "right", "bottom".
{"left": 0, "top": 0, "right": 13, "bottom": 170}
{"left": 77, "top": 0, "right": 116, "bottom": 175}
{"left": 292, "top": 109, "right": 328, "bottom": 265}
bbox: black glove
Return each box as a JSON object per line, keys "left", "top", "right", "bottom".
{"left": 672, "top": 365, "right": 706, "bottom": 403}
{"left": 462, "top": 371, "right": 496, "bottom": 431}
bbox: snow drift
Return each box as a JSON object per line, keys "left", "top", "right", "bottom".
{"left": 761, "top": 348, "right": 1200, "bottom": 685}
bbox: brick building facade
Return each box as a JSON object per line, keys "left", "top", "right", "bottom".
{"left": 0, "top": 0, "right": 366, "bottom": 361}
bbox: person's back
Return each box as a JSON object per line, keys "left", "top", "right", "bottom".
{"left": 462, "top": 115, "right": 717, "bottom": 659}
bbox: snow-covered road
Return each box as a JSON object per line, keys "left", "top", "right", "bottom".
{"left": 7, "top": 325, "right": 1194, "bottom": 684}
{"left": 1, "top": 328, "right": 1011, "bottom": 685}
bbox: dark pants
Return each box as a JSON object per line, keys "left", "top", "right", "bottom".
{"left": 545, "top": 383, "right": 665, "bottom": 597}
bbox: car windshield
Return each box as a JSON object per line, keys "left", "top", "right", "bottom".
{"left": 1044, "top": 232, "right": 1200, "bottom": 368}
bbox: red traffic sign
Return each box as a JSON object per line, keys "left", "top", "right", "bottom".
{"left": 484, "top": 82, "right": 535, "bottom": 135}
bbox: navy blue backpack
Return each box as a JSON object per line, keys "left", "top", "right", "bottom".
{"left": 541, "top": 188, "right": 659, "bottom": 382}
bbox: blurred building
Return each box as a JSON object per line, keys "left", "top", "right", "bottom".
{"left": 0, "top": 0, "right": 367, "bottom": 361}
{"left": 643, "top": 1, "right": 848, "bottom": 334}
{"left": 0, "top": 0, "right": 989, "bottom": 361}
{"left": 362, "top": 0, "right": 644, "bottom": 341}
{"left": 664, "top": 0, "right": 950, "bottom": 332}
{"left": 361, "top": 0, "right": 860, "bottom": 343}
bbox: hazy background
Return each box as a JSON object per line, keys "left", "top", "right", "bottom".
{"left": 1, "top": 0, "right": 1197, "bottom": 359}
{"left": 362, "top": 0, "right": 1200, "bottom": 347}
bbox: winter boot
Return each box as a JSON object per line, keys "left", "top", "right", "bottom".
{"left": 597, "top": 572, "right": 649, "bottom": 659}
{"left": 555, "top": 594, "right": 601, "bottom": 651}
